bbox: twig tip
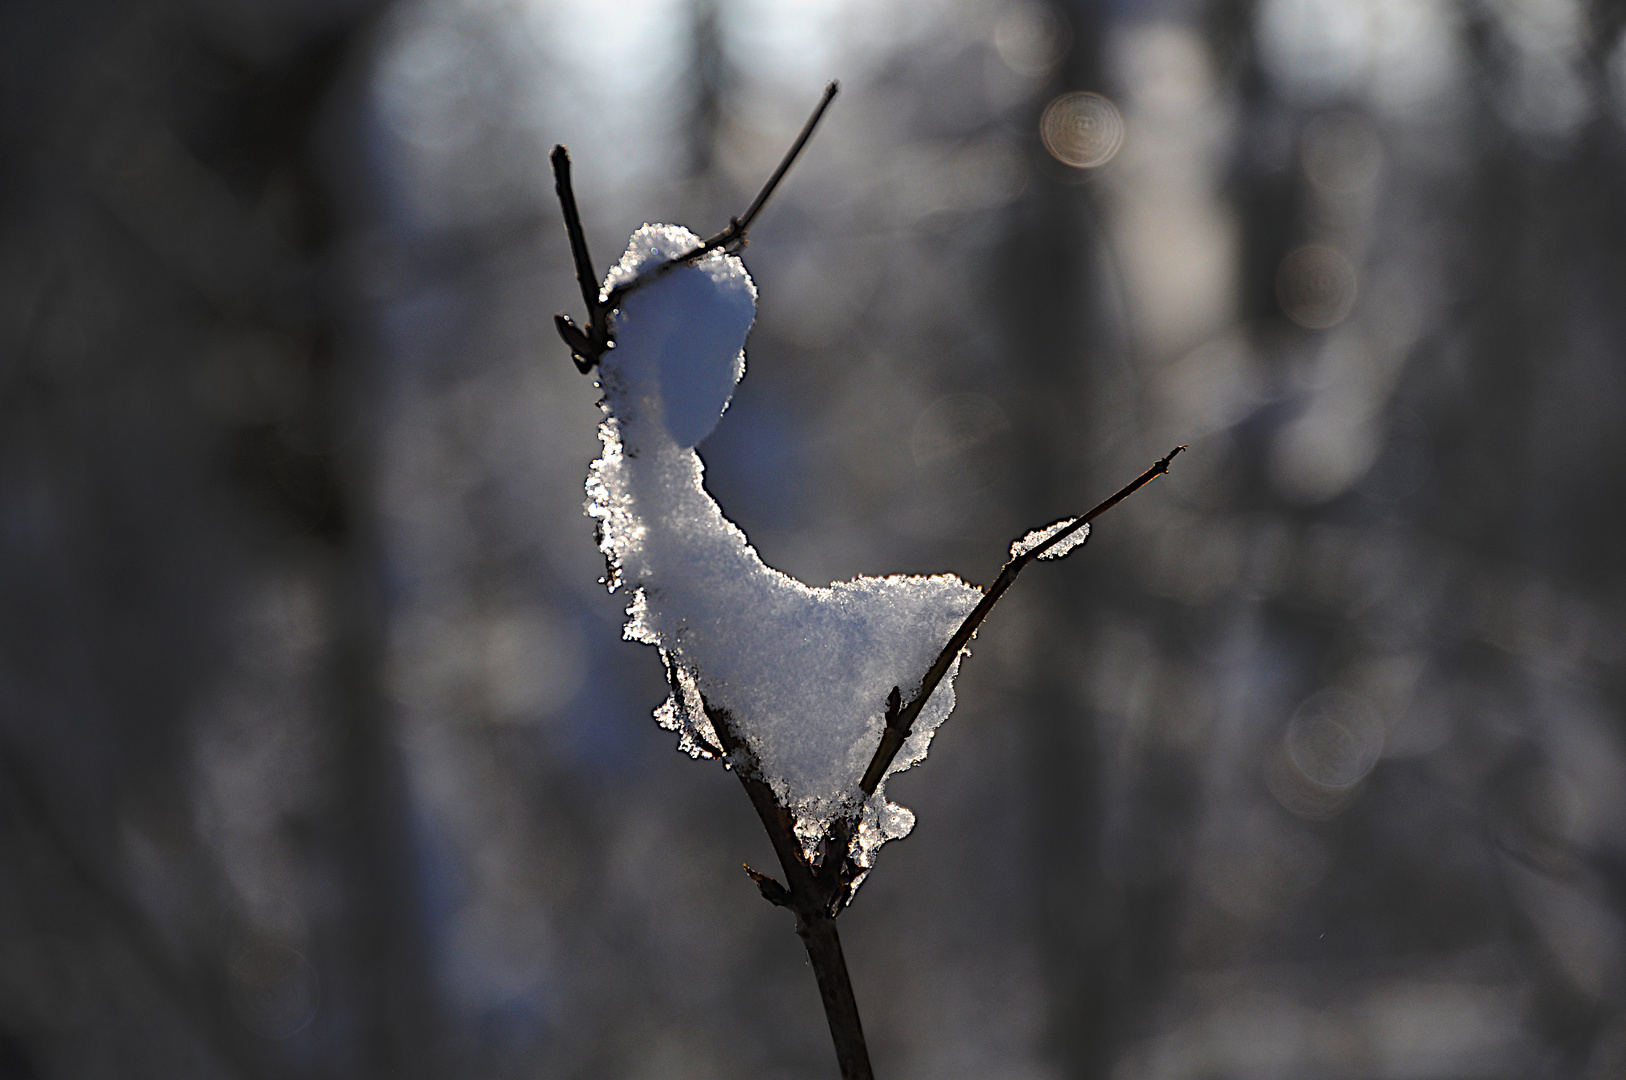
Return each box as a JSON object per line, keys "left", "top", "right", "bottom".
{"left": 744, "top": 863, "right": 792, "bottom": 907}
{"left": 1156, "top": 444, "right": 1188, "bottom": 473}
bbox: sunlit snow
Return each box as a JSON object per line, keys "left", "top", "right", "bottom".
{"left": 586, "top": 224, "right": 981, "bottom": 865}
{"left": 1010, "top": 517, "right": 1089, "bottom": 560}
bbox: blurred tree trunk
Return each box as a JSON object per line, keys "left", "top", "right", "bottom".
{"left": 0, "top": 1, "right": 437, "bottom": 1077}
{"left": 998, "top": 5, "right": 1125, "bottom": 1078}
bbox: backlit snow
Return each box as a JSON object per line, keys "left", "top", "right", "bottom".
{"left": 585, "top": 224, "right": 981, "bottom": 865}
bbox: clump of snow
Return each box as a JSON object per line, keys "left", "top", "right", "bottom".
{"left": 586, "top": 224, "right": 982, "bottom": 865}
{"left": 1010, "top": 517, "right": 1090, "bottom": 561}
{"left": 599, "top": 226, "right": 754, "bottom": 450}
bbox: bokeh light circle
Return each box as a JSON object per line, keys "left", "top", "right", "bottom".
{"left": 1041, "top": 92, "right": 1125, "bottom": 169}
{"left": 1302, "top": 112, "right": 1383, "bottom": 195}
{"left": 230, "top": 943, "right": 321, "bottom": 1039}
{"left": 1285, "top": 688, "right": 1383, "bottom": 789}
{"left": 1276, "top": 244, "right": 1357, "bottom": 328}
{"left": 994, "top": 3, "right": 1071, "bottom": 78}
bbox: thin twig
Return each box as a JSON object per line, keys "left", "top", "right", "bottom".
{"left": 550, "top": 146, "right": 608, "bottom": 373}
{"left": 550, "top": 81, "right": 840, "bottom": 371}
{"left": 603, "top": 80, "right": 839, "bottom": 303}
{"left": 856, "top": 445, "right": 1187, "bottom": 798}
{"left": 737, "top": 81, "right": 843, "bottom": 237}
{"left": 551, "top": 147, "right": 600, "bottom": 332}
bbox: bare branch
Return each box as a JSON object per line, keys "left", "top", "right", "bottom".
{"left": 744, "top": 864, "right": 792, "bottom": 907}
{"left": 736, "top": 80, "right": 841, "bottom": 236}
{"left": 549, "top": 146, "right": 607, "bottom": 374}
{"left": 798, "top": 917, "right": 874, "bottom": 1080}
{"left": 857, "top": 445, "right": 1187, "bottom": 798}
{"left": 551, "top": 146, "right": 600, "bottom": 328}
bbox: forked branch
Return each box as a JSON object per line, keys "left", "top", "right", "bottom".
{"left": 708, "top": 446, "right": 1186, "bottom": 1080}
{"left": 551, "top": 81, "right": 840, "bottom": 372}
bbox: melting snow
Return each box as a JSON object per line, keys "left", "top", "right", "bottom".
{"left": 586, "top": 224, "right": 982, "bottom": 865}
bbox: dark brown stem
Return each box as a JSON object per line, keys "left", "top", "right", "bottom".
{"left": 549, "top": 146, "right": 608, "bottom": 373}
{"left": 704, "top": 698, "right": 875, "bottom": 1080}
{"left": 736, "top": 80, "right": 841, "bottom": 235}
{"left": 857, "top": 445, "right": 1187, "bottom": 797}
{"left": 799, "top": 917, "right": 875, "bottom": 1080}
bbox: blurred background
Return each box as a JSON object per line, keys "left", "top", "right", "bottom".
{"left": 5, "top": 0, "right": 1626, "bottom": 1077}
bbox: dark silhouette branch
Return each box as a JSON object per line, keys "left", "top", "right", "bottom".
{"left": 736, "top": 81, "right": 841, "bottom": 235}
{"left": 550, "top": 146, "right": 605, "bottom": 374}
{"left": 704, "top": 698, "right": 875, "bottom": 1080}
{"left": 550, "top": 81, "right": 839, "bottom": 372}
{"left": 798, "top": 917, "right": 872, "bottom": 1080}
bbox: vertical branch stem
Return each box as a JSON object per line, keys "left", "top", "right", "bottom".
{"left": 799, "top": 917, "right": 875, "bottom": 1080}
{"left": 704, "top": 698, "right": 876, "bottom": 1079}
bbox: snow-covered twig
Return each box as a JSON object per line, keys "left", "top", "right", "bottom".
{"left": 551, "top": 81, "right": 839, "bottom": 373}
{"left": 855, "top": 444, "right": 1188, "bottom": 799}
{"left": 549, "top": 85, "right": 1183, "bottom": 1080}
{"left": 697, "top": 450, "right": 1187, "bottom": 1079}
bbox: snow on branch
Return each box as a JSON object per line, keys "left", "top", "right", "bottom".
{"left": 549, "top": 82, "right": 1183, "bottom": 1080}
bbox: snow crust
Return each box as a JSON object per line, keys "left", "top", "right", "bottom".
{"left": 587, "top": 224, "right": 982, "bottom": 865}
{"left": 1010, "top": 517, "right": 1089, "bottom": 560}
